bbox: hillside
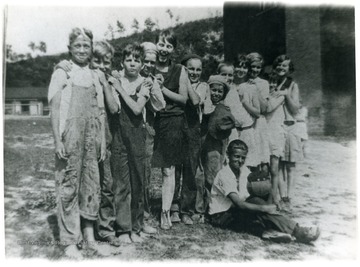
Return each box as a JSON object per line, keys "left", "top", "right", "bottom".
{"left": 5, "top": 16, "right": 223, "bottom": 88}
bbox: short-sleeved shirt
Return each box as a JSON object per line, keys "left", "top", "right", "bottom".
{"left": 47, "top": 62, "right": 105, "bottom": 136}
{"left": 236, "top": 83, "right": 258, "bottom": 127}
{"left": 208, "top": 164, "right": 250, "bottom": 215}
{"left": 252, "top": 77, "right": 270, "bottom": 99}
{"left": 224, "top": 85, "right": 250, "bottom": 127}
{"left": 191, "top": 81, "right": 209, "bottom": 123}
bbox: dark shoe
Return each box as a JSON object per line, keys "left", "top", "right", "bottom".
{"left": 181, "top": 214, "right": 194, "bottom": 225}
{"left": 191, "top": 213, "right": 205, "bottom": 224}
{"left": 293, "top": 225, "right": 321, "bottom": 244}
{"left": 170, "top": 211, "right": 181, "bottom": 223}
{"left": 262, "top": 230, "right": 294, "bottom": 243}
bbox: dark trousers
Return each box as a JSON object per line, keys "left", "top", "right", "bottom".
{"left": 111, "top": 125, "right": 146, "bottom": 234}
{"left": 97, "top": 149, "right": 116, "bottom": 238}
{"left": 144, "top": 130, "right": 154, "bottom": 214}
{"left": 210, "top": 196, "right": 297, "bottom": 237}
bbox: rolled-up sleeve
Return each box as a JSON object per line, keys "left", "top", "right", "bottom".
{"left": 148, "top": 80, "right": 166, "bottom": 112}
{"left": 48, "top": 69, "right": 67, "bottom": 103}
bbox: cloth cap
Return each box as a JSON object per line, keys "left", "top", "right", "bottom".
{"left": 207, "top": 75, "right": 230, "bottom": 96}
{"left": 180, "top": 53, "right": 202, "bottom": 65}
{"left": 141, "top": 42, "right": 157, "bottom": 55}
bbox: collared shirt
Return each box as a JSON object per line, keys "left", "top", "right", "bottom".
{"left": 48, "top": 61, "right": 105, "bottom": 136}
{"left": 208, "top": 164, "right": 250, "bottom": 215}
{"left": 118, "top": 75, "right": 166, "bottom": 122}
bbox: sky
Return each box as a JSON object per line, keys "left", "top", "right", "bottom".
{"left": 4, "top": 2, "right": 224, "bottom": 56}
{"left": 3, "top": 0, "right": 356, "bottom": 56}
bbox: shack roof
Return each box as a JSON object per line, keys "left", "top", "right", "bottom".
{"left": 5, "top": 87, "right": 48, "bottom": 100}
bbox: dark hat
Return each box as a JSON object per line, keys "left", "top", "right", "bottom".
{"left": 207, "top": 75, "right": 230, "bottom": 97}
{"left": 208, "top": 103, "right": 235, "bottom": 140}
{"left": 181, "top": 53, "right": 202, "bottom": 65}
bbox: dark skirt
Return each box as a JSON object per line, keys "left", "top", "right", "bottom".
{"left": 152, "top": 114, "right": 186, "bottom": 168}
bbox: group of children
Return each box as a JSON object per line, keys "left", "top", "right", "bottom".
{"left": 48, "top": 27, "right": 318, "bottom": 259}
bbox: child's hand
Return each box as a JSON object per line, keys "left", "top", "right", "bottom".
{"left": 234, "top": 119, "right": 242, "bottom": 128}
{"left": 94, "top": 69, "right": 107, "bottom": 86}
{"left": 55, "top": 141, "right": 68, "bottom": 160}
{"left": 140, "top": 80, "right": 152, "bottom": 96}
{"left": 108, "top": 77, "right": 123, "bottom": 93}
{"left": 155, "top": 74, "right": 164, "bottom": 88}
{"left": 98, "top": 143, "right": 106, "bottom": 163}
{"left": 280, "top": 89, "right": 289, "bottom": 96}
{"left": 111, "top": 70, "right": 122, "bottom": 79}
{"left": 55, "top": 60, "right": 72, "bottom": 73}
{"left": 262, "top": 204, "right": 280, "bottom": 215}
{"left": 270, "top": 90, "right": 281, "bottom": 98}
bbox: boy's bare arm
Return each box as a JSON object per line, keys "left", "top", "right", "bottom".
{"left": 98, "top": 110, "right": 106, "bottom": 162}
{"left": 186, "top": 77, "right": 200, "bottom": 106}
{"left": 109, "top": 77, "right": 148, "bottom": 115}
{"left": 147, "top": 78, "right": 166, "bottom": 112}
{"left": 228, "top": 192, "right": 279, "bottom": 214}
{"left": 50, "top": 91, "right": 67, "bottom": 160}
{"left": 96, "top": 70, "right": 120, "bottom": 114}
{"left": 159, "top": 67, "right": 188, "bottom": 105}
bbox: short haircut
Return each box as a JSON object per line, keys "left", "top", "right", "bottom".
{"left": 227, "top": 139, "right": 248, "bottom": 155}
{"left": 122, "top": 43, "right": 144, "bottom": 62}
{"left": 69, "top": 27, "right": 93, "bottom": 46}
{"left": 272, "top": 54, "right": 295, "bottom": 73}
{"left": 217, "top": 62, "right": 234, "bottom": 73}
{"left": 234, "top": 53, "right": 250, "bottom": 69}
{"left": 156, "top": 29, "right": 177, "bottom": 48}
{"left": 181, "top": 54, "right": 202, "bottom": 66}
{"left": 247, "top": 52, "right": 264, "bottom": 66}
{"left": 93, "top": 40, "right": 114, "bottom": 60}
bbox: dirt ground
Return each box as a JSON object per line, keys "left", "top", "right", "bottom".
{"left": 3, "top": 117, "right": 358, "bottom": 261}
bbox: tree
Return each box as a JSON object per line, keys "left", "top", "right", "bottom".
{"left": 6, "top": 44, "right": 13, "bottom": 60}
{"left": 105, "top": 24, "right": 115, "bottom": 40}
{"left": 28, "top": 42, "right": 35, "bottom": 52}
{"left": 38, "top": 41, "right": 47, "bottom": 53}
{"left": 166, "top": 9, "right": 173, "bottom": 20}
{"left": 132, "top": 19, "right": 139, "bottom": 32}
{"left": 175, "top": 15, "right": 181, "bottom": 25}
{"left": 144, "top": 17, "right": 156, "bottom": 32}
{"left": 116, "top": 20, "right": 126, "bottom": 36}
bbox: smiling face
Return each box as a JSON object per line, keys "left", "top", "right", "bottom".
{"left": 156, "top": 37, "right": 174, "bottom": 64}
{"left": 249, "top": 61, "right": 262, "bottom": 79}
{"left": 142, "top": 52, "right": 157, "bottom": 77}
{"left": 69, "top": 35, "right": 92, "bottom": 66}
{"left": 228, "top": 148, "right": 247, "bottom": 171}
{"left": 122, "top": 54, "right": 142, "bottom": 78}
{"left": 91, "top": 54, "right": 112, "bottom": 74}
{"left": 210, "top": 83, "right": 225, "bottom": 105}
{"left": 219, "top": 66, "right": 234, "bottom": 84}
{"left": 186, "top": 58, "right": 202, "bottom": 84}
{"left": 275, "top": 59, "right": 291, "bottom": 77}
{"left": 235, "top": 62, "right": 249, "bottom": 80}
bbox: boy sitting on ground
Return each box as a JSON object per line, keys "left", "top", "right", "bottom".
{"left": 208, "top": 139, "right": 320, "bottom": 244}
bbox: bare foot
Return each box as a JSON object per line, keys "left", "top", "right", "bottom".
{"left": 64, "top": 244, "right": 83, "bottom": 260}
{"left": 130, "top": 233, "right": 144, "bottom": 243}
{"left": 118, "top": 233, "right": 132, "bottom": 244}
